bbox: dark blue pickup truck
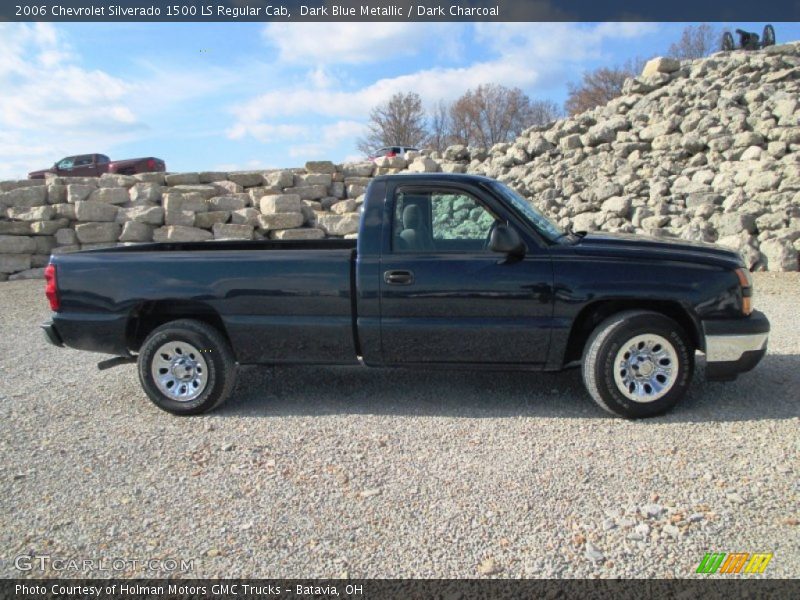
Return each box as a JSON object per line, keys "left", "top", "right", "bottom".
{"left": 42, "top": 174, "right": 769, "bottom": 418}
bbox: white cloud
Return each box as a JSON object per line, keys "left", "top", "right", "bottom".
{"left": 0, "top": 24, "right": 145, "bottom": 179}
{"left": 474, "top": 22, "right": 657, "bottom": 63}
{"left": 0, "top": 24, "right": 247, "bottom": 180}
{"left": 228, "top": 58, "right": 539, "bottom": 135}
{"left": 229, "top": 22, "right": 656, "bottom": 150}
{"left": 262, "top": 22, "right": 458, "bottom": 65}
{"left": 287, "top": 120, "right": 368, "bottom": 159}
{"left": 225, "top": 117, "right": 367, "bottom": 160}
{"left": 228, "top": 122, "right": 308, "bottom": 143}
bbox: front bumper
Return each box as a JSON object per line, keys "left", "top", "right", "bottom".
{"left": 702, "top": 310, "right": 769, "bottom": 381}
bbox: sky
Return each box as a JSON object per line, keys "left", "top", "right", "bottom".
{"left": 1, "top": 21, "right": 798, "bottom": 180}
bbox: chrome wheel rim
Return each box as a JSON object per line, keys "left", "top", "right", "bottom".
{"left": 613, "top": 334, "right": 678, "bottom": 403}
{"left": 151, "top": 341, "right": 208, "bottom": 402}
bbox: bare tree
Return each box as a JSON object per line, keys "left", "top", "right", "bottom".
{"left": 564, "top": 58, "right": 645, "bottom": 116}
{"left": 528, "top": 99, "right": 561, "bottom": 128}
{"left": 447, "top": 84, "right": 549, "bottom": 148}
{"left": 668, "top": 24, "right": 719, "bottom": 61}
{"left": 427, "top": 100, "right": 452, "bottom": 153}
{"left": 357, "top": 92, "right": 429, "bottom": 156}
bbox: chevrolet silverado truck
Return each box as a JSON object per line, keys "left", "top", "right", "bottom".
{"left": 41, "top": 174, "right": 769, "bottom": 418}
{"left": 28, "top": 154, "right": 166, "bottom": 179}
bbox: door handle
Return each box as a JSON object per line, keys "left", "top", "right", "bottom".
{"left": 384, "top": 270, "right": 414, "bottom": 285}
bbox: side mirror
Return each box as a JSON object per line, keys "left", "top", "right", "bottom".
{"left": 489, "top": 224, "right": 525, "bottom": 257}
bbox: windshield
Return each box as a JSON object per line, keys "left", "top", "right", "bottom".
{"left": 488, "top": 181, "right": 565, "bottom": 242}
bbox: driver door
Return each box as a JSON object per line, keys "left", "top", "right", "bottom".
{"left": 379, "top": 185, "right": 554, "bottom": 365}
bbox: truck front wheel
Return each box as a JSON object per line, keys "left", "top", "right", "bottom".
{"left": 582, "top": 310, "right": 694, "bottom": 418}
{"left": 137, "top": 319, "right": 237, "bottom": 415}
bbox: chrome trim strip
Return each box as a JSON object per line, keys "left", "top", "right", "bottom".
{"left": 705, "top": 333, "right": 768, "bottom": 363}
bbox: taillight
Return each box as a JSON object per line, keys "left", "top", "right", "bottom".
{"left": 147, "top": 158, "right": 156, "bottom": 169}
{"left": 44, "top": 264, "right": 60, "bottom": 311}
{"left": 735, "top": 267, "right": 753, "bottom": 315}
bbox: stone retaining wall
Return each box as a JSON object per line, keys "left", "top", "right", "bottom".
{"left": 0, "top": 161, "right": 373, "bottom": 281}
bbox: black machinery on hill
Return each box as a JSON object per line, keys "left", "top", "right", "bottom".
{"left": 721, "top": 25, "right": 776, "bottom": 52}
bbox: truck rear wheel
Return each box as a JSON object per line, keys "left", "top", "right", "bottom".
{"left": 582, "top": 310, "right": 693, "bottom": 418}
{"left": 137, "top": 319, "right": 236, "bottom": 415}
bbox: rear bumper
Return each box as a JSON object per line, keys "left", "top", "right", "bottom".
{"left": 702, "top": 310, "right": 769, "bottom": 381}
{"left": 41, "top": 320, "right": 64, "bottom": 347}
{"left": 41, "top": 313, "right": 131, "bottom": 356}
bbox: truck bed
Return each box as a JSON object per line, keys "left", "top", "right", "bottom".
{"left": 51, "top": 240, "right": 359, "bottom": 364}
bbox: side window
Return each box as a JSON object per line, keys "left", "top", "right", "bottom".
{"left": 393, "top": 190, "right": 497, "bottom": 252}
{"left": 74, "top": 155, "right": 93, "bottom": 166}
{"left": 57, "top": 158, "right": 74, "bottom": 170}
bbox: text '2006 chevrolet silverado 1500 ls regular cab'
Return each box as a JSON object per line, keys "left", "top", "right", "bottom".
{"left": 42, "top": 174, "right": 770, "bottom": 418}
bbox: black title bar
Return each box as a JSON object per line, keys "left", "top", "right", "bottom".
{"left": 4, "top": 579, "right": 800, "bottom": 600}
{"left": 3, "top": 0, "right": 799, "bottom": 22}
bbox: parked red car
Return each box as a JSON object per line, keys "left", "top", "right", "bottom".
{"left": 368, "top": 146, "right": 419, "bottom": 162}
{"left": 28, "top": 153, "right": 166, "bottom": 179}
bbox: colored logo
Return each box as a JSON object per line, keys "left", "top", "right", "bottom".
{"left": 696, "top": 552, "right": 773, "bottom": 574}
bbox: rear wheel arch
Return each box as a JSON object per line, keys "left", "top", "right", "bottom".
{"left": 563, "top": 299, "right": 701, "bottom": 367}
{"left": 125, "top": 300, "right": 233, "bottom": 355}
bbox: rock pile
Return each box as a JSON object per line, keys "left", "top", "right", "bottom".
{"left": 443, "top": 43, "right": 800, "bottom": 271}
{"left": 1, "top": 42, "right": 798, "bottom": 281}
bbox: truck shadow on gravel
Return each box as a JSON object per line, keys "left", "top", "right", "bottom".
{"left": 221, "top": 353, "right": 800, "bottom": 423}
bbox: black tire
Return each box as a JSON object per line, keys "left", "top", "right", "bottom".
{"left": 137, "top": 319, "right": 236, "bottom": 415}
{"left": 762, "top": 25, "right": 775, "bottom": 47}
{"left": 722, "top": 31, "right": 735, "bottom": 52}
{"left": 582, "top": 310, "right": 694, "bottom": 419}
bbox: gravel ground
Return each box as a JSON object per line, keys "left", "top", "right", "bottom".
{"left": 1, "top": 274, "right": 798, "bottom": 579}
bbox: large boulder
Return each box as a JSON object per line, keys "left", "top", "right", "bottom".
{"left": 641, "top": 56, "right": 680, "bottom": 77}
{"left": 260, "top": 194, "right": 303, "bottom": 214}
{"left": 116, "top": 206, "right": 164, "bottom": 225}
{"left": 6, "top": 206, "right": 53, "bottom": 221}
{"left": 227, "top": 171, "right": 265, "bottom": 187}
{"left": 75, "top": 201, "right": 118, "bottom": 222}
{"left": 152, "top": 226, "right": 213, "bottom": 242}
{"left": 212, "top": 223, "right": 254, "bottom": 240}
{"left": 305, "top": 161, "right": 336, "bottom": 174}
{"left": 759, "top": 238, "right": 798, "bottom": 271}
{"left": 0, "top": 254, "right": 32, "bottom": 274}
{"left": 75, "top": 222, "right": 121, "bottom": 244}
{"left": 164, "top": 172, "right": 200, "bottom": 186}
{"left": 118, "top": 221, "right": 153, "bottom": 243}
{"left": 129, "top": 182, "right": 162, "bottom": 204}
{"left": 0, "top": 185, "right": 47, "bottom": 208}
{"left": 194, "top": 211, "right": 230, "bottom": 229}
{"left": 316, "top": 213, "right": 360, "bottom": 236}
{"left": 207, "top": 194, "right": 249, "bottom": 211}
{"left": 257, "top": 213, "right": 304, "bottom": 231}
{"left": 0, "top": 236, "right": 36, "bottom": 254}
